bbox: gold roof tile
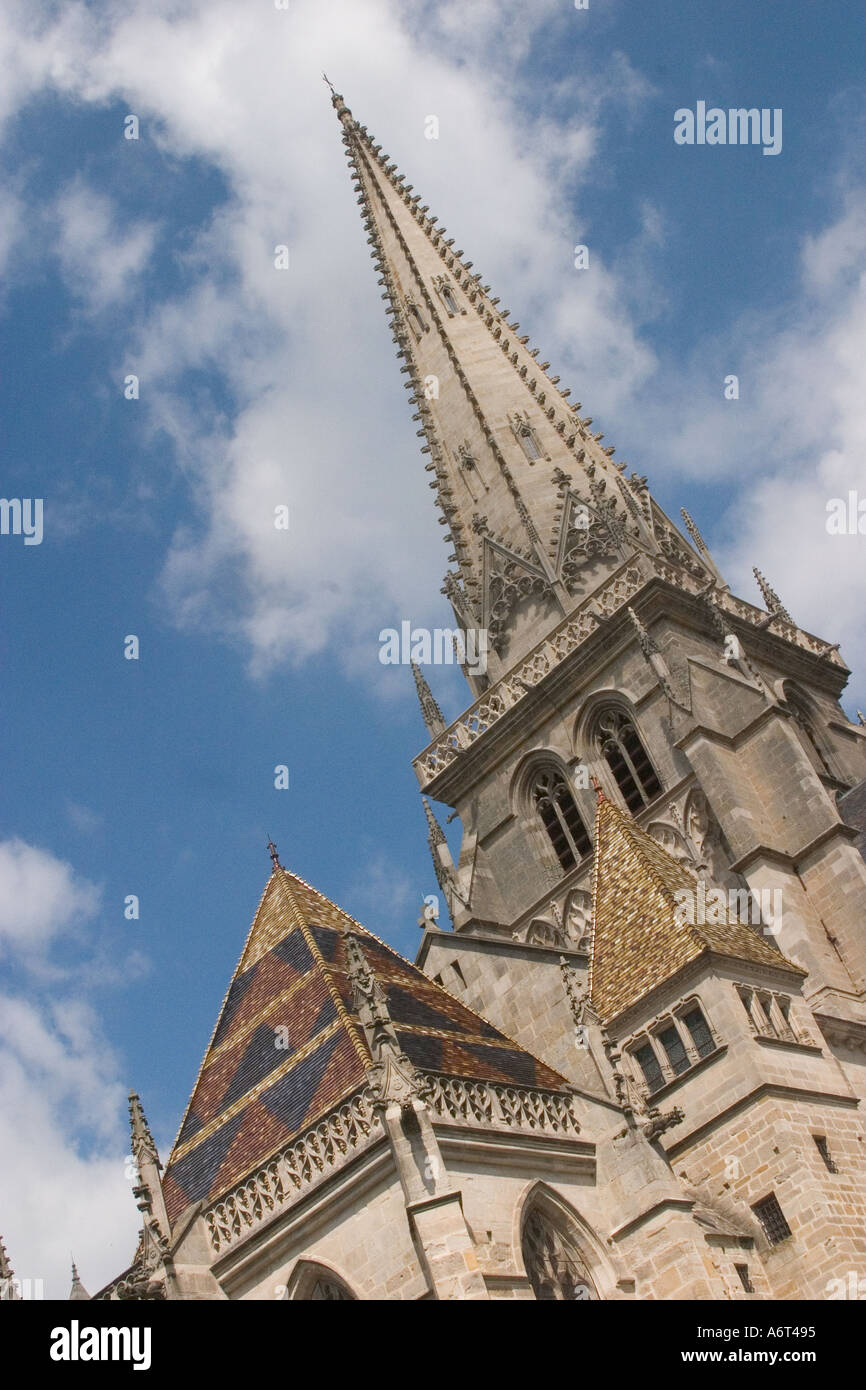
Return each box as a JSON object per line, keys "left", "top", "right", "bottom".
{"left": 589, "top": 792, "right": 804, "bottom": 1024}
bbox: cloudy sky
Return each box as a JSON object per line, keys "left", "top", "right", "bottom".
{"left": 1, "top": 0, "right": 864, "bottom": 1298}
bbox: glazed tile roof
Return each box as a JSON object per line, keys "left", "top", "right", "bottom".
{"left": 588, "top": 793, "right": 804, "bottom": 1025}
{"left": 162, "top": 864, "right": 568, "bottom": 1227}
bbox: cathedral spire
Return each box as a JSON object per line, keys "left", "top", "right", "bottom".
{"left": 332, "top": 89, "right": 714, "bottom": 670}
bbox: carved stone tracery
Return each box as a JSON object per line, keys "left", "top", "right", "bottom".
{"left": 522, "top": 1208, "right": 599, "bottom": 1301}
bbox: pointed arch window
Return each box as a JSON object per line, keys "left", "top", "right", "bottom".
{"left": 783, "top": 683, "right": 845, "bottom": 785}
{"left": 531, "top": 767, "right": 591, "bottom": 871}
{"left": 433, "top": 274, "right": 460, "bottom": 316}
{"left": 522, "top": 1207, "right": 599, "bottom": 1301}
{"left": 597, "top": 710, "right": 662, "bottom": 811}
{"left": 309, "top": 1278, "right": 354, "bottom": 1301}
{"left": 519, "top": 425, "right": 541, "bottom": 461}
{"left": 404, "top": 295, "right": 428, "bottom": 340}
{"left": 287, "top": 1261, "right": 357, "bottom": 1300}
{"left": 508, "top": 410, "right": 544, "bottom": 463}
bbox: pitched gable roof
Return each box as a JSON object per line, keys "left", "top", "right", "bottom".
{"left": 588, "top": 793, "right": 804, "bottom": 1025}
{"left": 162, "top": 863, "right": 568, "bottom": 1227}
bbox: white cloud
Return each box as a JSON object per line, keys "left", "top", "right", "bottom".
{"left": 0, "top": 837, "right": 143, "bottom": 1298}
{"left": 343, "top": 848, "right": 416, "bottom": 941}
{"left": 0, "top": 838, "right": 101, "bottom": 958}
{"left": 0, "top": 993, "right": 140, "bottom": 1299}
{"left": 53, "top": 177, "right": 157, "bottom": 312}
{"left": 628, "top": 192, "right": 866, "bottom": 702}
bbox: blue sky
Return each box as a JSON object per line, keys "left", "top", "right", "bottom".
{"left": 1, "top": 0, "right": 865, "bottom": 1296}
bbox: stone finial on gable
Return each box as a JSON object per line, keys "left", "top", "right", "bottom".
{"left": 344, "top": 933, "right": 423, "bottom": 1111}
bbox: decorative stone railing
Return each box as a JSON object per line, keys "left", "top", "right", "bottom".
{"left": 204, "top": 1075, "right": 583, "bottom": 1254}
{"left": 716, "top": 591, "right": 842, "bottom": 662}
{"left": 206, "top": 1090, "right": 381, "bottom": 1254}
{"left": 412, "top": 556, "right": 650, "bottom": 786}
{"left": 412, "top": 552, "right": 844, "bottom": 788}
{"left": 422, "top": 1074, "right": 582, "bottom": 1135}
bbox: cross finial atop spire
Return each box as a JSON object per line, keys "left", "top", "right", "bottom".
{"left": 590, "top": 775, "right": 606, "bottom": 802}
{"left": 69, "top": 1259, "right": 90, "bottom": 1301}
{"left": 267, "top": 838, "right": 282, "bottom": 871}
{"left": 322, "top": 72, "right": 336, "bottom": 96}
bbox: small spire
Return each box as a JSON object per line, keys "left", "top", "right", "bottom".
{"left": 421, "top": 796, "right": 464, "bottom": 914}
{"left": 753, "top": 567, "right": 793, "bottom": 624}
{"left": 680, "top": 508, "right": 708, "bottom": 554}
{"left": 590, "top": 775, "right": 606, "bottom": 803}
{"left": 267, "top": 838, "right": 283, "bottom": 871}
{"left": 0, "top": 1233, "right": 17, "bottom": 1300}
{"left": 69, "top": 1259, "right": 90, "bottom": 1301}
{"left": 129, "top": 1090, "right": 161, "bottom": 1171}
{"left": 422, "top": 796, "right": 447, "bottom": 847}
{"left": 626, "top": 605, "right": 658, "bottom": 658}
{"left": 680, "top": 508, "right": 725, "bottom": 582}
{"left": 411, "top": 660, "right": 446, "bottom": 737}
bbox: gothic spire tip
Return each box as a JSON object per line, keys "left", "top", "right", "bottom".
{"left": 267, "top": 838, "right": 283, "bottom": 871}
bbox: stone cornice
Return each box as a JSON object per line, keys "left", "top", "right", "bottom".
{"left": 664, "top": 1081, "right": 861, "bottom": 1160}
{"left": 413, "top": 560, "right": 845, "bottom": 794}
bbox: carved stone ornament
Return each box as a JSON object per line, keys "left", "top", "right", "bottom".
{"left": 367, "top": 1051, "right": 423, "bottom": 1111}
{"left": 641, "top": 1105, "right": 685, "bottom": 1142}
{"left": 114, "top": 1225, "right": 168, "bottom": 1301}
{"left": 487, "top": 550, "right": 552, "bottom": 645}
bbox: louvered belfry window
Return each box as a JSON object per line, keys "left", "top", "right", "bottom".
{"left": 597, "top": 710, "right": 662, "bottom": 811}
{"left": 532, "top": 768, "right": 591, "bottom": 870}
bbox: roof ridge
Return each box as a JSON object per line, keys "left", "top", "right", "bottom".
{"left": 272, "top": 866, "right": 371, "bottom": 1071}
{"left": 165, "top": 866, "right": 276, "bottom": 1165}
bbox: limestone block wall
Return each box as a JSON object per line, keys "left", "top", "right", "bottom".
{"left": 610, "top": 967, "right": 866, "bottom": 1300}
{"left": 227, "top": 1169, "right": 430, "bottom": 1302}
{"left": 671, "top": 1094, "right": 866, "bottom": 1300}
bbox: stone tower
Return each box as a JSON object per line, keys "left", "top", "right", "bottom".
{"left": 82, "top": 90, "right": 866, "bottom": 1301}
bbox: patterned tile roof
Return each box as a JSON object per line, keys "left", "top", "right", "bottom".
{"left": 162, "top": 864, "right": 568, "bottom": 1226}
{"left": 588, "top": 793, "right": 804, "bottom": 1025}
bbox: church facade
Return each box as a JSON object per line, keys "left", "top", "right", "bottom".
{"left": 30, "top": 89, "right": 866, "bottom": 1302}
